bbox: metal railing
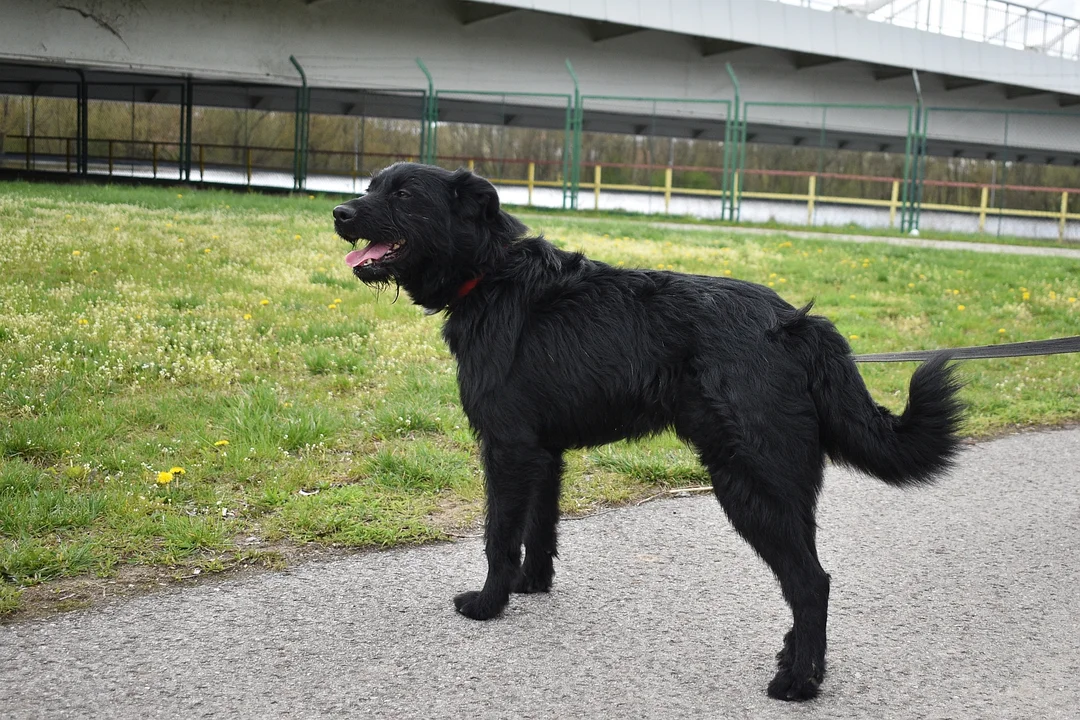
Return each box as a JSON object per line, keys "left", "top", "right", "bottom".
{"left": 769, "top": 0, "right": 1080, "bottom": 60}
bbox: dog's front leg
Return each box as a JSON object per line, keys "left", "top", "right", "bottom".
{"left": 454, "top": 440, "right": 546, "bottom": 620}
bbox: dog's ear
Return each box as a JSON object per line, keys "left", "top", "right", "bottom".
{"left": 450, "top": 169, "right": 500, "bottom": 222}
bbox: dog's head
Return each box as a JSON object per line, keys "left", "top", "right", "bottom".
{"left": 333, "top": 163, "right": 525, "bottom": 311}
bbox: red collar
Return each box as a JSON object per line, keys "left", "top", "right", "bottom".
{"left": 456, "top": 275, "right": 483, "bottom": 299}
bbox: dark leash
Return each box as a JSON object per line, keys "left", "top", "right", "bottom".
{"left": 854, "top": 335, "right": 1080, "bottom": 363}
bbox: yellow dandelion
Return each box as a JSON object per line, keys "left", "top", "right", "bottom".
{"left": 77, "top": 318, "right": 89, "bottom": 325}
{"left": 113, "top": 226, "right": 120, "bottom": 231}
{"left": 156, "top": 471, "right": 173, "bottom": 485}
{"left": 90, "top": 270, "right": 98, "bottom": 275}
{"left": 260, "top": 299, "right": 270, "bottom": 306}
{"left": 169, "top": 467, "right": 186, "bottom": 475}
{"left": 907, "top": 282, "right": 915, "bottom": 288}
{"left": 849, "top": 334, "right": 859, "bottom": 340}
{"left": 166, "top": 222, "right": 172, "bottom": 227}
{"left": 308, "top": 195, "right": 315, "bottom": 199}
{"left": 243, "top": 313, "right": 252, "bottom": 320}
{"left": 849, "top": 294, "right": 856, "bottom": 299}
{"left": 294, "top": 234, "right": 302, "bottom": 240}
{"left": 723, "top": 269, "right": 732, "bottom": 275}
{"left": 952, "top": 289, "right": 960, "bottom": 296}
{"left": 1049, "top": 291, "right": 1057, "bottom": 300}
{"left": 177, "top": 193, "right": 183, "bottom": 198}
{"left": 212, "top": 234, "right": 219, "bottom": 240}
{"left": 333, "top": 298, "right": 342, "bottom": 304}
{"left": 214, "top": 439, "right": 229, "bottom": 447}
{"left": 957, "top": 305, "right": 966, "bottom": 311}
{"left": 1069, "top": 297, "right": 1077, "bottom": 303}
{"left": 769, "top": 272, "right": 777, "bottom": 278}
{"left": 178, "top": 238, "right": 184, "bottom": 243}
{"left": 72, "top": 250, "right": 81, "bottom": 256}
{"left": 919, "top": 274, "right": 926, "bottom": 280}
{"left": 767, "top": 282, "right": 775, "bottom": 287}
{"left": 778, "top": 278, "right": 787, "bottom": 283}
{"left": 616, "top": 261, "right": 625, "bottom": 266}
{"left": 998, "top": 328, "right": 1006, "bottom": 334}
{"left": 65, "top": 214, "right": 72, "bottom": 219}
{"left": 1022, "top": 291, "right": 1031, "bottom": 301}
{"left": 328, "top": 303, "right": 338, "bottom": 310}
{"left": 204, "top": 248, "right": 211, "bottom": 254}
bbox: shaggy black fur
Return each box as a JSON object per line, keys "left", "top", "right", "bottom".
{"left": 333, "top": 163, "right": 964, "bottom": 701}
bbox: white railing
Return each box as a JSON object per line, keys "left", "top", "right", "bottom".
{"left": 770, "top": 0, "right": 1080, "bottom": 60}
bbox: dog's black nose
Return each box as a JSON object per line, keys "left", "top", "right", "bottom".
{"left": 333, "top": 204, "right": 356, "bottom": 222}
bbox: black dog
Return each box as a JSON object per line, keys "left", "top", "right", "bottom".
{"left": 333, "top": 163, "right": 963, "bottom": 701}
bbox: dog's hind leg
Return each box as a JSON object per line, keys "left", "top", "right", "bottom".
{"left": 513, "top": 451, "right": 564, "bottom": 594}
{"left": 454, "top": 440, "right": 554, "bottom": 620}
{"left": 679, "top": 392, "right": 830, "bottom": 701}
{"left": 709, "top": 460, "right": 830, "bottom": 701}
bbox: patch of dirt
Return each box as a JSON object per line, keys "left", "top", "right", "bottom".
{"left": 0, "top": 541, "right": 353, "bottom": 625}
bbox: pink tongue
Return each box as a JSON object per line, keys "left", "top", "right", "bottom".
{"left": 345, "top": 243, "right": 391, "bottom": 267}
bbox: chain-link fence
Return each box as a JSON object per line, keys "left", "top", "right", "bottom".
{"left": 1, "top": 90, "right": 79, "bottom": 172}
{"left": 737, "top": 102, "right": 915, "bottom": 228}
{"left": 83, "top": 83, "right": 185, "bottom": 180}
{"left": 577, "top": 96, "right": 734, "bottom": 217}
{"left": 306, "top": 88, "right": 425, "bottom": 194}
{"left": 918, "top": 107, "right": 1080, "bottom": 240}
{"left": 4, "top": 61, "right": 1080, "bottom": 242}
{"left": 430, "top": 91, "right": 573, "bottom": 208}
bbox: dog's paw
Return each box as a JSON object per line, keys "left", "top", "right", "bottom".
{"left": 767, "top": 663, "right": 824, "bottom": 702}
{"left": 453, "top": 590, "right": 505, "bottom": 620}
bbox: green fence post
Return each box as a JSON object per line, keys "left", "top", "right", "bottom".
{"left": 562, "top": 98, "right": 571, "bottom": 209}
{"left": 178, "top": 81, "right": 186, "bottom": 181}
{"left": 724, "top": 63, "right": 741, "bottom": 222}
{"left": 903, "top": 70, "right": 925, "bottom": 233}
{"left": 565, "top": 59, "right": 581, "bottom": 210}
{"left": 289, "top": 55, "right": 310, "bottom": 191}
{"left": 415, "top": 58, "right": 435, "bottom": 164}
{"left": 75, "top": 69, "right": 88, "bottom": 176}
{"left": 184, "top": 76, "right": 194, "bottom": 181}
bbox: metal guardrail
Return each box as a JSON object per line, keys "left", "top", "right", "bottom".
{"left": 769, "top": 0, "right": 1080, "bottom": 61}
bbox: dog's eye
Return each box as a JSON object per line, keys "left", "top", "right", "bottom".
{"left": 394, "top": 189, "right": 410, "bottom": 199}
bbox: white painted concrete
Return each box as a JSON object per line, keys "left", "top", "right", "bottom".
{"left": 2, "top": 0, "right": 1078, "bottom": 155}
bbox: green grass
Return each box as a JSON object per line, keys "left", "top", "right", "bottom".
{"left": 1, "top": 179, "right": 1078, "bottom": 616}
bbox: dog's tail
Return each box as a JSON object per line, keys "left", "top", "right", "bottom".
{"left": 800, "top": 311, "right": 964, "bottom": 486}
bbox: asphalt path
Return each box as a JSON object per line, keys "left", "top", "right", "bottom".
{"left": 2, "top": 428, "right": 1078, "bottom": 719}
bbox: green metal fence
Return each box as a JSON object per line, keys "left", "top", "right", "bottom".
{"left": 431, "top": 90, "right": 574, "bottom": 208}
{"left": 737, "top": 102, "right": 916, "bottom": 228}
{"left": 915, "top": 107, "right": 1080, "bottom": 240}
{"left": 5, "top": 58, "right": 1080, "bottom": 241}
{"left": 575, "top": 95, "right": 735, "bottom": 218}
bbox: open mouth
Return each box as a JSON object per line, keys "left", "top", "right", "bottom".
{"left": 344, "top": 240, "right": 404, "bottom": 269}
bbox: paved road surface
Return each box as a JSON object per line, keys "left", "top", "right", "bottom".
{"left": 2, "top": 428, "right": 1078, "bottom": 719}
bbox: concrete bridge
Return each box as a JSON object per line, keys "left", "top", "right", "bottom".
{"left": 2, "top": 0, "right": 1079, "bottom": 233}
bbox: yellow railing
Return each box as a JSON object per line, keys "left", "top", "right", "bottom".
{"left": 487, "top": 162, "right": 1078, "bottom": 240}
